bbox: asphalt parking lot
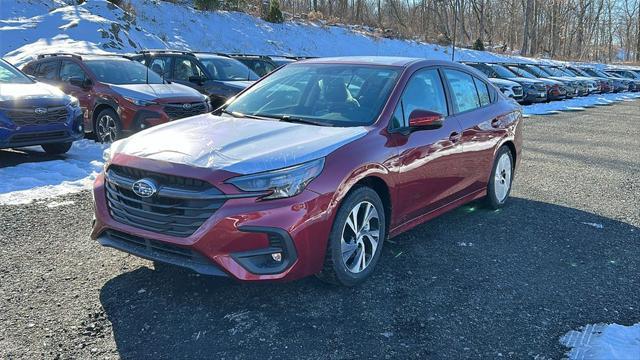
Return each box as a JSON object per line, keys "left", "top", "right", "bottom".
{"left": 1, "top": 101, "right": 639, "bottom": 359}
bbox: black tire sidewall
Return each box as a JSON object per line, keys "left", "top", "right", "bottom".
{"left": 95, "top": 108, "right": 122, "bottom": 143}
{"left": 328, "top": 187, "right": 386, "bottom": 286}
{"left": 486, "top": 146, "right": 514, "bottom": 209}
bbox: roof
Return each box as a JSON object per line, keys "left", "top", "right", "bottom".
{"left": 298, "top": 56, "right": 438, "bottom": 67}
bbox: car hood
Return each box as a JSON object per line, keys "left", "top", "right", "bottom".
{"left": 110, "top": 114, "right": 368, "bottom": 175}
{"left": 219, "top": 80, "right": 254, "bottom": 89}
{"left": 489, "top": 78, "right": 519, "bottom": 86}
{"left": 0, "top": 82, "right": 70, "bottom": 107}
{"left": 109, "top": 83, "right": 204, "bottom": 101}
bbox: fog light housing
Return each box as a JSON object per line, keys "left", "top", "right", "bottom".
{"left": 271, "top": 253, "right": 282, "bottom": 262}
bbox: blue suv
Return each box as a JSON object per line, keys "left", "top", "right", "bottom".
{"left": 0, "top": 58, "right": 83, "bottom": 154}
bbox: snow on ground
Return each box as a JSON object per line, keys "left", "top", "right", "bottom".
{"left": 1, "top": 0, "right": 533, "bottom": 66}
{"left": 560, "top": 323, "right": 640, "bottom": 360}
{"left": 0, "top": 140, "right": 105, "bottom": 205}
{"left": 522, "top": 93, "right": 640, "bottom": 116}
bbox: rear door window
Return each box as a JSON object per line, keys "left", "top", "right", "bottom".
{"left": 35, "top": 60, "right": 60, "bottom": 80}
{"left": 443, "top": 69, "right": 481, "bottom": 113}
{"left": 148, "top": 56, "right": 172, "bottom": 77}
{"left": 60, "top": 61, "right": 87, "bottom": 82}
{"left": 474, "top": 77, "right": 491, "bottom": 106}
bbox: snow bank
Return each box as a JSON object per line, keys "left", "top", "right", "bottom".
{"left": 0, "top": 140, "right": 105, "bottom": 205}
{"left": 1, "top": 0, "right": 533, "bottom": 66}
{"left": 560, "top": 323, "right": 640, "bottom": 360}
{"left": 523, "top": 93, "right": 640, "bottom": 116}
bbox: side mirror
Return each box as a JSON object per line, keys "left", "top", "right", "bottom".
{"left": 70, "top": 77, "right": 92, "bottom": 89}
{"left": 189, "top": 75, "right": 206, "bottom": 85}
{"left": 408, "top": 109, "right": 444, "bottom": 131}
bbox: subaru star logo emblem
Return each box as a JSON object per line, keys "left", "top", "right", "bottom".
{"left": 34, "top": 107, "right": 47, "bottom": 115}
{"left": 182, "top": 103, "right": 192, "bottom": 110}
{"left": 132, "top": 178, "right": 158, "bottom": 198}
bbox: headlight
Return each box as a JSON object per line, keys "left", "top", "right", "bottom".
{"left": 227, "top": 158, "right": 325, "bottom": 200}
{"left": 124, "top": 97, "right": 157, "bottom": 106}
{"left": 67, "top": 96, "right": 79, "bottom": 107}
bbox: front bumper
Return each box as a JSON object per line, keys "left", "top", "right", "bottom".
{"left": 91, "top": 159, "right": 334, "bottom": 281}
{"left": 0, "top": 108, "right": 84, "bottom": 149}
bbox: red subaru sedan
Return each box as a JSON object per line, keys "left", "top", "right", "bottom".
{"left": 92, "top": 57, "right": 522, "bottom": 286}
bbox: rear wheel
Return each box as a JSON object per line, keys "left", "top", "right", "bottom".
{"left": 41, "top": 142, "right": 72, "bottom": 155}
{"left": 485, "top": 146, "right": 514, "bottom": 209}
{"left": 317, "top": 186, "right": 386, "bottom": 287}
{"left": 95, "top": 108, "right": 122, "bottom": 143}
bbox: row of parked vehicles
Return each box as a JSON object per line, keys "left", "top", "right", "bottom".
{"left": 1, "top": 49, "right": 639, "bottom": 285}
{"left": 464, "top": 61, "right": 640, "bottom": 104}
{"left": 1, "top": 50, "right": 639, "bottom": 155}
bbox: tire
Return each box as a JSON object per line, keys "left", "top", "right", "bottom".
{"left": 41, "top": 142, "right": 72, "bottom": 155}
{"left": 94, "top": 108, "right": 122, "bottom": 143}
{"left": 485, "top": 146, "right": 514, "bottom": 209}
{"left": 316, "top": 186, "right": 386, "bottom": 287}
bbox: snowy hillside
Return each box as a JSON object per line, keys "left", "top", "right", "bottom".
{"left": 1, "top": 0, "right": 533, "bottom": 66}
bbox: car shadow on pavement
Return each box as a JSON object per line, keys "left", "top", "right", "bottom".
{"left": 0, "top": 147, "right": 65, "bottom": 168}
{"left": 99, "top": 197, "right": 640, "bottom": 359}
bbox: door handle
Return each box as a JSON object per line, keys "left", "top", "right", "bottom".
{"left": 449, "top": 132, "right": 461, "bottom": 142}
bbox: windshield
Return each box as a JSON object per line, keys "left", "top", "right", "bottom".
{"left": 524, "top": 65, "right": 552, "bottom": 78}
{"left": 542, "top": 66, "right": 567, "bottom": 77}
{"left": 0, "top": 60, "right": 33, "bottom": 84}
{"left": 506, "top": 66, "right": 537, "bottom": 79}
{"left": 489, "top": 64, "right": 518, "bottom": 78}
{"left": 224, "top": 63, "right": 401, "bottom": 127}
{"left": 567, "top": 67, "right": 589, "bottom": 77}
{"left": 198, "top": 57, "right": 259, "bottom": 81}
{"left": 85, "top": 59, "right": 163, "bottom": 84}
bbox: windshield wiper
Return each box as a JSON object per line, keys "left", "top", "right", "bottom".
{"left": 252, "top": 114, "right": 331, "bottom": 127}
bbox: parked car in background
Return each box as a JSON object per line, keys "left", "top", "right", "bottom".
{"left": 511, "top": 63, "right": 579, "bottom": 98}
{"left": 488, "top": 78, "right": 524, "bottom": 102}
{"left": 132, "top": 50, "right": 258, "bottom": 108}
{"left": 539, "top": 65, "right": 593, "bottom": 96}
{"left": 578, "top": 67, "right": 628, "bottom": 92}
{"left": 605, "top": 70, "right": 640, "bottom": 92}
{"left": 564, "top": 66, "right": 612, "bottom": 93}
{"left": 463, "top": 62, "right": 546, "bottom": 104}
{"left": 93, "top": 56, "right": 522, "bottom": 286}
{"left": 227, "top": 54, "right": 278, "bottom": 77}
{"left": 504, "top": 64, "right": 567, "bottom": 101}
{"left": 23, "top": 54, "right": 210, "bottom": 143}
{"left": 0, "top": 58, "right": 83, "bottom": 154}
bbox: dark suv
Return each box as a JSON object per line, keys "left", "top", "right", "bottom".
{"left": 0, "top": 58, "right": 83, "bottom": 154}
{"left": 23, "top": 54, "right": 209, "bottom": 143}
{"left": 227, "top": 54, "right": 278, "bottom": 77}
{"left": 132, "top": 50, "right": 259, "bottom": 108}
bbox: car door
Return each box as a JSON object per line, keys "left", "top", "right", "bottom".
{"left": 59, "top": 60, "right": 93, "bottom": 117}
{"left": 171, "top": 56, "right": 207, "bottom": 93}
{"left": 391, "top": 67, "right": 465, "bottom": 223}
{"left": 442, "top": 68, "right": 509, "bottom": 194}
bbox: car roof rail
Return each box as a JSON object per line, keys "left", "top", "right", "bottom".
{"left": 137, "top": 49, "right": 195, "bottom": 56}
{"left": 226, "top": 53, "right": 273, "bottom": 59}
{"left": 37, "top": 53, "right": 82, "bottom": 60}
{"left": 189, "top": 51, "right": 233, "bottom": 58}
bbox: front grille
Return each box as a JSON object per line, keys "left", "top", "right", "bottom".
{"left": 9, "top": 130, "right": 68, "bottom": 144}
{"left": 163, "top": 102, "right": 207, "bottom": 120}
{"left": 534, "top": 84, "right": 546, "bottom": 91}
{"left": 105, "top": 165, "right": 226, "bottom": 237}
{"left": 1, "top": 106, "right": 68, "bottom": 126}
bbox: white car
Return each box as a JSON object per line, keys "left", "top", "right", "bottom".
{"left": 489, "top": 78, "right": 523, "bottom": 102}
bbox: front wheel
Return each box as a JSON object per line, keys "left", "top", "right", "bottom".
{"left": 41, "top": 142, "right": 72, "bottom": 155}
{"left": 317, "top": 186, "right": 386, "bottom": 287}
{"left": 95, "top": 108, "right": 122, "bottom": 144}
{"left": 485, "top": 146, "right": 514, "bottom": 209}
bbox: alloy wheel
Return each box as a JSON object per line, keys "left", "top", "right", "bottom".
{"left": 494, "top": 152, "right": 512, "bottom": 202}
{"left": 340, "top": 201, "right": 380, "bottom": 273}
{"left": 97, "top": 115, "right": 118, "bottom": 143}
